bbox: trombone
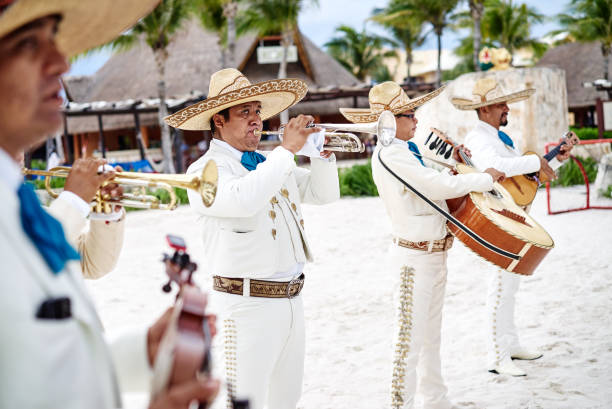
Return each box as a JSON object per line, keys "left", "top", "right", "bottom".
{"left": 22, "top": 160, "right": 218, "bottom": 212}
{"left": 254, "top": 111, "right": 397, "bottom": 153}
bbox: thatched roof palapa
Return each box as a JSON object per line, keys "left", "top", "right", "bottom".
{"left": 537, "top": 41, "right": 611, "bottom": 109}
{"left": 64, "top": 20, "right": 367, "bottom": 133}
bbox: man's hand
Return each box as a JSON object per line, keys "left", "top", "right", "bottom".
{"left": 281, "top": 115, "right": 320, "bottom": 154}
{"left": 539, "top": 156, "right": 556, "bottom": 180}
{"left": 320, "top": 135, "right": 333, "bottom": 159}
{"left": 148, "top": 377, "right": 220, "bottom": 409}
{"left": 556, "top": 143, "right": 573, "bottom": 162}
{"left": 98, "top": 165, "right": 124, "bottom": 212}
{"left": 484, "top": 168, "right": 506, "bottom": 183}
{"left": 452, "top": 144, "right": 471, "bottom": 163}
{"left": 64, "top": 158, "right": 116, "bottom": 203}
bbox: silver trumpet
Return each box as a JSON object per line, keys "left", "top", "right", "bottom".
{"left": 254, "top": 111, "right": 396, "bottom": 153}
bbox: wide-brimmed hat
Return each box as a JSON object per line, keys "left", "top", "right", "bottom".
{"left": 164, "top": 68, "right": 308, "bottom": 130}
{"left": 340, "top": 81, "right": 446, "bottom": 123}
{"left": 451, "top": 77, "right": 535, "bottom": 110}
{"left": 0, "top": 0, "right": 160, "bottom": 58}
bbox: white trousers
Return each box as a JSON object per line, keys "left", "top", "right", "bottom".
{"left": 215, "top": 291, "right": 305, "bottom": 409}
{"left": 389, "top": 245, "right": 452, "bottom": 409}
{"left": 486, "top": 268, "right": 521, "bottom": 368}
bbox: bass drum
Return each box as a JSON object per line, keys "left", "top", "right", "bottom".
{"left": 447, "top": 164, "right": 554, "bottom": 276}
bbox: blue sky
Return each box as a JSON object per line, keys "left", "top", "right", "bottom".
{"left": 68, "top": 0, "right": 571, "bottom": 76}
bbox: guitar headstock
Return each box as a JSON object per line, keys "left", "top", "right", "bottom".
{"left": 162, "top": 234, "right": 198, "bottom": 293}
{"left": 563, "top": 131, "right": 580, "bottom": 147}
{"left": 430, "top": 127, "right": 456, "bottom": 147}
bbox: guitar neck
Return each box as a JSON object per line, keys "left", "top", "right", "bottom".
{"left": 543, "top": 141, "right": 566, "bottom": 162}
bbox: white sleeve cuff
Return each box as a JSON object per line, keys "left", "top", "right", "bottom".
{"left": 58, "top": 191, "right": 90, "bottom": 218}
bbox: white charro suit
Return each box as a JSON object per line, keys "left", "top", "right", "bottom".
{"left": 372, "top": 139, "right": 493, "bottom": 409}
{"left": 187, "top": 140, "right": 339, "bottom": 409}
{"left": 0, "top": 151, "right": 150, "bottom": 409}
{"left": 464, "top": 120, "right": 560, "bottom": 370}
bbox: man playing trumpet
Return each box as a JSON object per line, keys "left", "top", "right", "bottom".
{"left": 341, "top": 82, "right": 505, "bottom": 409}
{"left": 165, "top": 68, "right": 340, "bottom": 409}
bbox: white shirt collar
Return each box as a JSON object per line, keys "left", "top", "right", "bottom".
{"left": 477, "top": 120, "right": 499, "bottom": 136}
{"left": 391, "top": 137, "right": 408, "bottom": 146}
{"left": 0, "top": 148, "right": 23, "bottom": 192}
{"left": 212, "top": 138, "right": 243, "bottom": 161}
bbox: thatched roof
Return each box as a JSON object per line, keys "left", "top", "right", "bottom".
{"left": 64, "top": 20, "right": 365, "bottom": 133}
{"left": 536, "top": 41, "right": 610, "bottom": 109}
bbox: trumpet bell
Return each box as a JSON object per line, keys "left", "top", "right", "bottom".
{"left": 376, "top": 110, "right": 397, "bottom": 147}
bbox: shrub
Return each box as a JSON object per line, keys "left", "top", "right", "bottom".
{"left": 549, "top": 156, "right": 598, "bottom": 187}
{"left": 338, "top": 161, "right": 378, "bottom": 197}
{"left": 602, "top": 185, "right": 612, "bottom": 198}
{"left": 569, "top": 126, "right": 612, "bottom": 140}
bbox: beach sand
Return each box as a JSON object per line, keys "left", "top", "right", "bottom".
{"left": 87, "top": 186, "right": 612, "bottom": 409}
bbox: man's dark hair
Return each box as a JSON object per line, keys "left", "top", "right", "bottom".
{"left": 476, "top": 107, "right": 483, "bottom": 119}
{"left": 210, "top": 108, "right": 230, "bottom": 136}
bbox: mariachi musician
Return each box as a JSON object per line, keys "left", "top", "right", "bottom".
{"left": 0, "top": 0, "right": 219, "bottom": 407}
{"left": 451, "top": 77, "right": 574, "bottom": 376}
{"left": 164, "top": 68, "right": 339, "bottom": 409}
{"left": 341, "top": 81, "right": 505, "bottom": 409}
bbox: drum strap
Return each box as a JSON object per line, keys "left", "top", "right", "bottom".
{"left": 377, "top": 150, "right": 520, "bottom": 261}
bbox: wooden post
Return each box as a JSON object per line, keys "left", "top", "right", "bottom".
{"left": 97, "top": 114, "right": 106, "bottom": 158}
{"left": 72, "top": 133, "right": 80, "bottom": 160}
{"left": 596, "top": 97, "right": 605, "bottom": 139}
{"left": 133, "top": 111, "right": 146, "bottom": 160}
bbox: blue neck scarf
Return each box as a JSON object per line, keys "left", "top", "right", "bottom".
{"left": 18, "top": 183, "right": 80, "bottom": 274}
{"left": 407, "top": 141, "right": 426, "bottom": 167}
{"left": 241, "top": 151, "right": 266, "bottom": 171}
{"left": 498, "top": 130, "right": 515, "bottom": 149}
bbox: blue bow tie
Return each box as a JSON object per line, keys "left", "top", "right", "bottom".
{"left": 18, "top": 183, "right": 80, "bottom": 274}
{"left": 407, "top": 141, "right": 426, "bottom": 167}
{"left": 241, "top": 151, "right": 266, "bottom": 171}
{"left": 498, "top": 130, "right": 514, "bottom": 149}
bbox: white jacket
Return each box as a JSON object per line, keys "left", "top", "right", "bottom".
{"left": 0, "top": 165, "right": 149, "bottom": 409}
{"left": 371, "top": 139, "right": 494, "bottom": 242}
{"left": 187, "top": 141, "right": 339, "bottom": 279}
{"left": 47, "top": 197, "right": 125, "bottom": 279}
{"left": 465, "top": 120, "right": 561, "bottom": 177}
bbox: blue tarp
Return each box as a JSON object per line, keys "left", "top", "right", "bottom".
{"left": 110, "top": 159, "right": 155, "bottom": 173}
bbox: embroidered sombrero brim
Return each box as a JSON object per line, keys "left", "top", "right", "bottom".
{"left": 164, "top": 78, "right": 308, "bottom": 130}
{"left": 340, "top": 85, "right": 446, "bottom": 123}
{"left": 451, "top": 88, "right": 535, "bottom": 110}
{"left": 0, "top": 0, "right": 160, "bottom": 58}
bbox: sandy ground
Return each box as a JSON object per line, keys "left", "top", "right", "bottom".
{"left": 86, "top": 186, "right": 612, "bottom": 409}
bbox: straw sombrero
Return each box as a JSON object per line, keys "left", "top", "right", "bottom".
{"left": 0, "top": 0, "right": 160, "bottom": 58}
{"left": 451, "top": 77, "right": 535, "bottom": 110}
{"left": 340, "top": 81, "right": 446, "bottom": 124}
{"left": 164, "top": 69, "right": 308, "bottom": 130}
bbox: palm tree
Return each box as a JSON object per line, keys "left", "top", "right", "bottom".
{"left": 192, "top": 0, "right": 227, "bottom": 68}
{"left": 103, "top": 0, "right": 191, "bottom": 173}
{"left": 372, "top": 0, "right": 460, "bottom": 87}
{"left": 468, "top": 0, "right": 485, "bottom": 71}
{"left": 481, "top": 0, "right": 546, "bottom": 59}
{"left": 324, "top": 25, "right": 398, "bottom": 82}
{"left": 558, "top": 0, "right": 612, "bottom": 82}
{"left": 237, "top": 0, "right": 318, "bottom": 124}
{"left": 371, "top": 0, "right": 427, "bottom": 83}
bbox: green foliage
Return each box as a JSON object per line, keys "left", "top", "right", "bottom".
{"left": 602, "top": 184, "right": 612, "bottom": 198}
{"left": 557, "top": 0, "right": 612, "bottom": 56}
{"left": 125, "top": 187, "right": 189, "bottom": 212}
{"left": 338, "top": 161, "right": 379, "bottom": 197}
{"left": 569, "top": 126, "right": 612, "bottom": 140}
{"left": 550, "top": 156, "right": 599, "bottom": 187}
{"left": 325, "top": 25, "right": 398, "bottom": 81}
{"left": 237, "top": 0, "right": 318, "bottom": 37}
{"left": 25, "top": 177, "right": 66, "bottom": 191}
